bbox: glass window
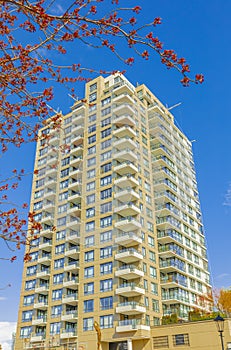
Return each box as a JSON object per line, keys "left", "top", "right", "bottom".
{"left": 84, "top": 282, "right": 94, "bottom": 295}
{"left": 100, "top": 175, "right": 112, "bottom": 187}
{"left": 51, "top": 305, "right": 62, "bottom": 317}
{"left": 20, "top": 326, "right": 32, "bottom": 338}
{"left": 87, "top": 169, "right": 96, "bottom": 179}
{"left": 85, "top": 235, "right": 95, "bottom": 247}
{"left": 87, "top": 157, "right": 96, "bottom": 167}
{"left": 100, "top": 315, "right": 113, "bottom": 329}
{"left": 150, "top": 266, "right": 157, "bottom": 279}
{"left": 83, "top": 317, "right": 94, "bottom": 331}
{"left": 100, "top": 296, "right": 113, "bottom": 310}
{"left": 23, "top": 295, "right": 35, "bottom": 306}
{"left": 151, "top": 282, "right": 158, "bottom": 295}
{"left": 84, "top": 299, "right": 94, "bottom": 313}
{"left": 50, "top": 322, "right": 61, "bottom": 334}
{"left": 88, "top": 145, "right": 96, "bottom": 155}
{"left": 101, "top": 127, "right": 111, "bottom": 138}
{"left": 100, "top": 262, "right": 112, "bottom": 275}
{"left": 101, "top": 188, "right": 112, "bottom": 200}
{"left": 101, "top": 138, "right": 111, "bottom": 150}
{"left": 101, "top": 150, "right": 111, "bottom": 162}
{"left": 88, "top": 135, "right": 96, "bottom": 144}
{"left": 22, "top": 310, "right": 33, "bottom": 322}
{"left": 86, "top": 207, "right": 95, "bottom": 218}
{"left": 101, "top": 162, "right": 112, "bottom": 173}
{"left": 87, "top": 194, "right": 95, "bottom": 204}
{"left": 86, "top": 221, "right": 95, "bottom": 232}
{"left": 53, "top": 273, "right": 64, "bottom": 285}
{"left": 54, "top": 258, "right": 64, "bottom": 269}
{"left": 100, "top": 279, "right": 113, "bottom": 292}
{"left": 100, "top": 216, "right": 112, "bottom": 228}
{"left": 52, "top": 289, "right": 63, "bottom": 301}
{"left": 84, "top": 266, "right": 94, "bottom": 278}
{"left": 25, "top": 279, "right": 36, "bottom": 291}
{"left": 86, "top": 181, "right": 95, "bottom": 191}
{"left": 55, "top": 244, "right": 65, "bottom": 254}
{"left": 56, "top": 230, "right": 66, "bottom": 241}
{"left": 100, "top": 230, "right": 112, "bottom": 243}
{"left": 100, "top": 246, "right": 112, "bottom": 259}
{"left": 88, "top": 124, "right": 96, "bottom": 133}
{"left": 101, "top": 97, "right": 111, "bottom": 106}
{"left": 101, "top": 117, "right": 111, "bottom": 127}
{"left": 85, "top": 250, "right": 94, "bottom": 262}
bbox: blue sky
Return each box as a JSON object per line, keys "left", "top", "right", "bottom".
{"left": 0, "top": 0, "right": 231, "bottom": 337}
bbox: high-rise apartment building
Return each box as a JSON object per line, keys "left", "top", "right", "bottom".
{"left": 15, "top": 74, "right": 212, "bottom": 350}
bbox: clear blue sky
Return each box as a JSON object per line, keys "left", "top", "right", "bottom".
{"left": 1, "top": 0, "right": 231, "bottom": 325}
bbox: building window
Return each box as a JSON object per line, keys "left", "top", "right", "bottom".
{"left": 153, "top": 336, "right": 169, "bottom": 349}
{"left": 23, "top": 295, "right": 35, "bottom": 306}
{"left": 100, "top": 230, "right": 112, "bottom": 243}
{"left": 173, "top": 334, "right": 190, "bottom": 346}
{"left": 51, "top": 305, "right": 62, "bottom": 317}
{"left": 55, "top": 244, "right": 65, "bottom": 255}
{"left": 101, "top": 188, "right": 112, "bottom": 200}
{"left": 88, "top": 145, "right": 96, "bottom": 155}
{"left": 85, "top": 250, "right": 94, "bottom": 262}
{"left": 85, "top": 235, "right": 95, "bottom": 247}
{"left": 85, "top": 221, "right": 95, "bottom": 232}
{"left": 101, "top": 127, "right": 111, "bottom": 138}
{"left": 59, "top": 191, "right": 68, "bottom": 201}
{"left": 101, "top": 162, "right": 112, "bottom": 173}
{"left": 50, "top": 322, "right": 61, "bottom": 335}
{"left": 60, "top": 168, "right": 69, "bottom": 178}
{"left": 54, "top": 258, "right": 64, "bottom": 269}
{"left": 87, "top": 157, "right": 96, "bottom": 167}
{"left": 84, "top": 282, "right": 94, "bottom": 295}
{"left": 84, "top": 266, "right": 94, "bottom": 278}
{"left": 148, "top": 235, "right": 155, "bottom": 247}
{"left": 101, "top": 150, "right": 111, "bottom": 162}
{"left": 89, "top": 82, "right": 97, "bottom": 92}
{"left": 100, "top": 175, "right": 112, "bottom": 187}
{"left": 86, "top": 181, "right": 95, "bottom": 191}
{"left": 87, "top": 169, "right": 96, "bottom": 179}
{"left": 22, "top": 310, "right": 33, "bottom": 322}
{"left": 87, "top": 193, "right": 95, "bottom": 204}
{"left": 25, "top": 280, "right": 36, "bottom": 291}
{"left": 88, "top": 124, "right": 96, "bottom": 133}
{"left": 57, "top": 217, "right": 66, "bottom": 227}
{"left": 88, "top": 134, "right": 96, "bottom": 144}
{"left": 101, "top": 106, "right": 111, "bottom": 117}
{"left": 101, "top": 138, "right": 111, "bottom": 150}
{"left": 101, "top": 96, "right": 111, "bottom": 106}
{"left": 100, "top": 296, "right": 113, "bottom": 310}
{"left": 89, "top": 92, "right": 97, "bottom": 102}
{"left": 150, "top": 266, "right": 157, "bottom": 279}
{"left": 100, "top": 279, "right": 113, "bottom": 292}
{"left": 151, "top": 282, "right": 158, "bottom": 295}
{"left": 101, "top": 117, "right": 111, "bottom": 127}
{"left": 84, "top": 299, "right": 94, "bottom": 313}
{"left": 100, "top": 216, "right": 112, "bottom": 228}
{"left": 20, "top": 326, "right": 32, "bottom": 338}
{"left": 152, "top": 299, "right": 160, "bottom": 312}
{"left": 100, "top": 315, "right": 113, "bottom": 329}
{"left": 56, "top": 230, "right": 66, "bottom": 241}
{"left": 83, "top": 317, "right": 94, "bottom": 331}
{"left": 100, "top": 246, "right": 112, "bottom": 259}
{"left": 26, "top": 265, "right": 37, "bottom": 276}
{"left": 100, "top": 262, "right": 112, "bottom": 275}
{"left": 53, "top": 273, "right": 64, "bottom": 285}
{"left": 52, "top": 289, "right": 63, "bottom": 301}
{"left": 86, "top": 207, "right": 95, "bottom": 218}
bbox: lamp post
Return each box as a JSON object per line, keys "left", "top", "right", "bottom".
{"left": 214, "top": 314, "right": 225, "bottom": 350}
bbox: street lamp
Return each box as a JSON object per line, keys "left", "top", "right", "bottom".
{"left": 214, "top": 314, "right": 225, "bottom": 350}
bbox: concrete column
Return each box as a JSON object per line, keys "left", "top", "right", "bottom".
{"left": 127, "top": 339, "right": 132, "bottom": 350}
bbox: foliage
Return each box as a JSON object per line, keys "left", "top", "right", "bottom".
{"left": 161, "top": 313, "right": 178, "bottom": 325}
{"left": 0, "top": 0, "right": 204, "bottom": 260}
{"left": 188, "top": 309, "right": 218, "bottom": 322}
{"left": 216, "top": 289, "right": 231, "bottom": 317}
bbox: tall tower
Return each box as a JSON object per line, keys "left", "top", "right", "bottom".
{"left": 15, "top": 74, "right": 212, "bottom": 350}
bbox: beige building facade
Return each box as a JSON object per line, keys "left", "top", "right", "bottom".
{"left": 15, "top": 74, "right": 212, "bottom": 350}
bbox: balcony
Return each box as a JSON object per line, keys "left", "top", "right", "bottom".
{"left": 116, "top": 319, "right": 150, "bottom": 333}
{"left": 113, "top": 80, "right": 135, "bottom": 95}
{"left": 70, "top": 156, "right": 83, "bottom": 167}
{"left": 115, "top": 248, "right": 143, "bottom": 263}
{"left": 72, "top": 134, "right": 84, "bottom": 146}
{"left": 113, "top": 125, "right": 136, "bottom": 139}
{"left": 114, "top": 162, "right": 138, "bottom": 175}
{"left": 66, "top": 231, "right": 80, "bottom": 243}
{"left": 65, "top": 247, "right": 80, "bottom": 258}
{"left": 64, "top": 261, "right": 79, "bottom": 271}
{"left": 45, "top": 178, "right": 57, "bottom": 188}
{"left": 113, "top": 92, "right": 134, "bottom": 104}
{"left": 113, "top": 138, "right": 136, "bottom": 151}
{"left": 66, "top": 218, "right": 80, "bottom": 230}
{"left": 37, "top": 255, "right": 51, "bottom": 265}
{"left": 69, "top": 168, "right": 82, "bottom": 177}
{"left": 30, "top": 334, "right": 46, "bottom": 342}
{"left": 70, "top": 145, "right": 83, "bottom": 156}
{"left": 45, "top": 167, "right": 57, "bottom": 177}
{"left": 114, "top": 189, "right": 139, "bottom": 202}
{"left": 43, "top": 188, "right": 55, "bottom": 200}
{"left": 115, "top": 265, "right": 144, "bottom": 280}
{"left": 43, "top": 201, "right": 55, "bottom": 212}
{"left": 32, "top": 316, "right": 47, "bottom": 326}
{"left": 159, "top": 260, "right": 186, "bottom": 274}
{"left": 60, "top": 329, "right": 77, "bottom": 339}
{"left": 63, "top": 277, "right": 79, "bottom": 288}
{"left": 62, "top": 293, "right": 78, "bottom": 305}
{"left": 113, "top": 149, "right": 137, "bottom": 163}
{"left": 113, "top": 114, "right": 136, "bottom": 127}
{"left": 47, "top": 156, "right": 57, "bottom": 166}
{"left": 49, "top": 134, "right": 60, "bottom": 146}
{"left": 116, "top": 302, "right": 146, "bottom": 315}
{"left": 115, "top": 232, "right": 142, "bottom": 247}
{"left": 114, "top": 217, "right": 141, "bottom": 232}
{"left": 114, "top": 203, "right": 140, "bottom": 217}
{"left": 157, "top": 230, "right": 184, "bottom": 246}
{"left": 41, "top": 214, "right": 54, "bottom": 225}
{"left": 72, "top": 113, "right": 84, "bottom": 124}
{"left": 160, "top": 275, "right": 187, "bottom": 289}
{"left": 67, "top": 205, "right": 81, "bottom": 216}
{"left": 72, "top": 124, "right": 84, "bottom": 134}
{"left": 36, "top": 270, "right": 50, "bottom": 279}
{"left": 34, "top": 301, "right": 48, "bottom": 309}
{"left": 69, "top": 180, "right": 82, "bottom": 190}
{"left": 35, "top": 285, "right": 49, "bottom": 294}
{"left": 39, "top": 227, "right": 53, "bottom": 238}
{"left": 114, "top": 175, "right": 139, "bottom": 189}
{"left": 38, "top": 241, "right": 52, "bottom": 251}
{"left": 61, "top": 311, "right": 78, "bottom": 321}
{"left": 158, "top": 244, "right": 184, "bottom": 259}
{"left": 68, "top": 192, "right": 81, "bottom": 204}
{"left": 162, "top": 291, "right": 189, "bottom": 305}
{"left": 115, "top": 283, "right": 145, "bottom": 297}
